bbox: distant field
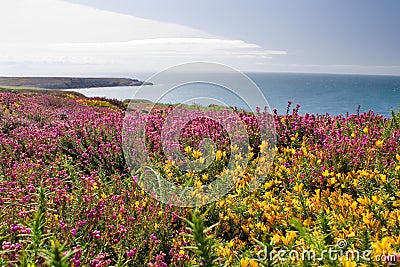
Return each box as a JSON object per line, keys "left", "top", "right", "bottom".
{"left": 0, "top": 77, "right": 150, "bottom": 89}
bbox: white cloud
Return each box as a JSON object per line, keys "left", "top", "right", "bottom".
{"left": 0, "top": 38, "right": 286, "bottom": 63}
{"left": 0, "top": 0, "right": 286, "bottom": 74}
{"left": 0, "top": 0, "right": 213, "bottom": 43}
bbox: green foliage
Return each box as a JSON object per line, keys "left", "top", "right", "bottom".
{"left": 382, "top": 107, "right": 400, "bottom": 140}
{"left": 182, "top": 210, "right": 221, "bottom": 267}
{"left": 290, "top": 219, "right": 340, "bottom": 267}
{"left": 43, "top": 240, "right": 72, "bottom": 267}
{"left": 17, "top": 188, "right": 73, "bottom": 266}
{"left": 22, "top": 187, "right": 50, "bottom": 264}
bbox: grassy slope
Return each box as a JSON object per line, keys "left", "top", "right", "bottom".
{"left": 0, "top": 86, "right": 85, "bottom": 98}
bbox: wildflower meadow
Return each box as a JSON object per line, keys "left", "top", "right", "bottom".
{"left": 0, "top": 91, "right": 399, "bottom": 266}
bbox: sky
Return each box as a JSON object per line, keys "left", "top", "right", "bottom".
{"left": 0, "top": 0, "right": 399, "bottom": 76}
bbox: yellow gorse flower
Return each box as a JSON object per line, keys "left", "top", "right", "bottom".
{"left": 192, "top": 150, "right": 202, "bottom": 159}
{"left": 375, "top": 140, "right": 383, "bottom": 148}
{"left": 215, "top": 150, "right": 223, "bottom": 161}
{"left": 393, "top": 200, "right": 400, "bottom": 207}
{"left": 194, "top": 180, "right": 202, "bottom": 188}
{"left": 240, "top": 258, "right": 258, "bottom": 267}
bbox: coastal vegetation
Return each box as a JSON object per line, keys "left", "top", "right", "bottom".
{"left": 0, "top": 91, "right": 399, "bottom": 266}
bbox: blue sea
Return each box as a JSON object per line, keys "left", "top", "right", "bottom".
{"left": 71, "top": 72, "right": 400, "bottom": 117}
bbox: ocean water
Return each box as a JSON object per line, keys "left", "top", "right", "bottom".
{"left": 71, "top": 72, "right": 400, "bottom": 117}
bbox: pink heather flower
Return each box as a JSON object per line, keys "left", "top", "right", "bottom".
{"left": 11, "top": 224, "right": 22, "bottom": 232}
{"left": 2, "top": 241, "right": 11, "bottom": 250}
{"left": 171, "top": 211, "right": 179, "bottom": 223}
{"left": 72, "top": 259, "right": 81, "bottom": 267}
{"left": 126, "top": 248, "right": 137, "bottom": 258}
{"left": 92, "top": 230, "right": 101, "bottom": 239}
{"left": 18, "top": 211, "right": 28, "bottom": 218}
{"left": 59, "top": 221, "right": 67, "bottom": 231}
{"left": 119, "top": 225, "right": 127, "bottom": 233}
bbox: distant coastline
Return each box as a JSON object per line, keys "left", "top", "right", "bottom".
{"left": 0, "top": 77, "right": 152, "bottom": 90}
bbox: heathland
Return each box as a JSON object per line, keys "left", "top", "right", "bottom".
{"left": 0, "top": 90, "right": 399, "bottom": 266}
